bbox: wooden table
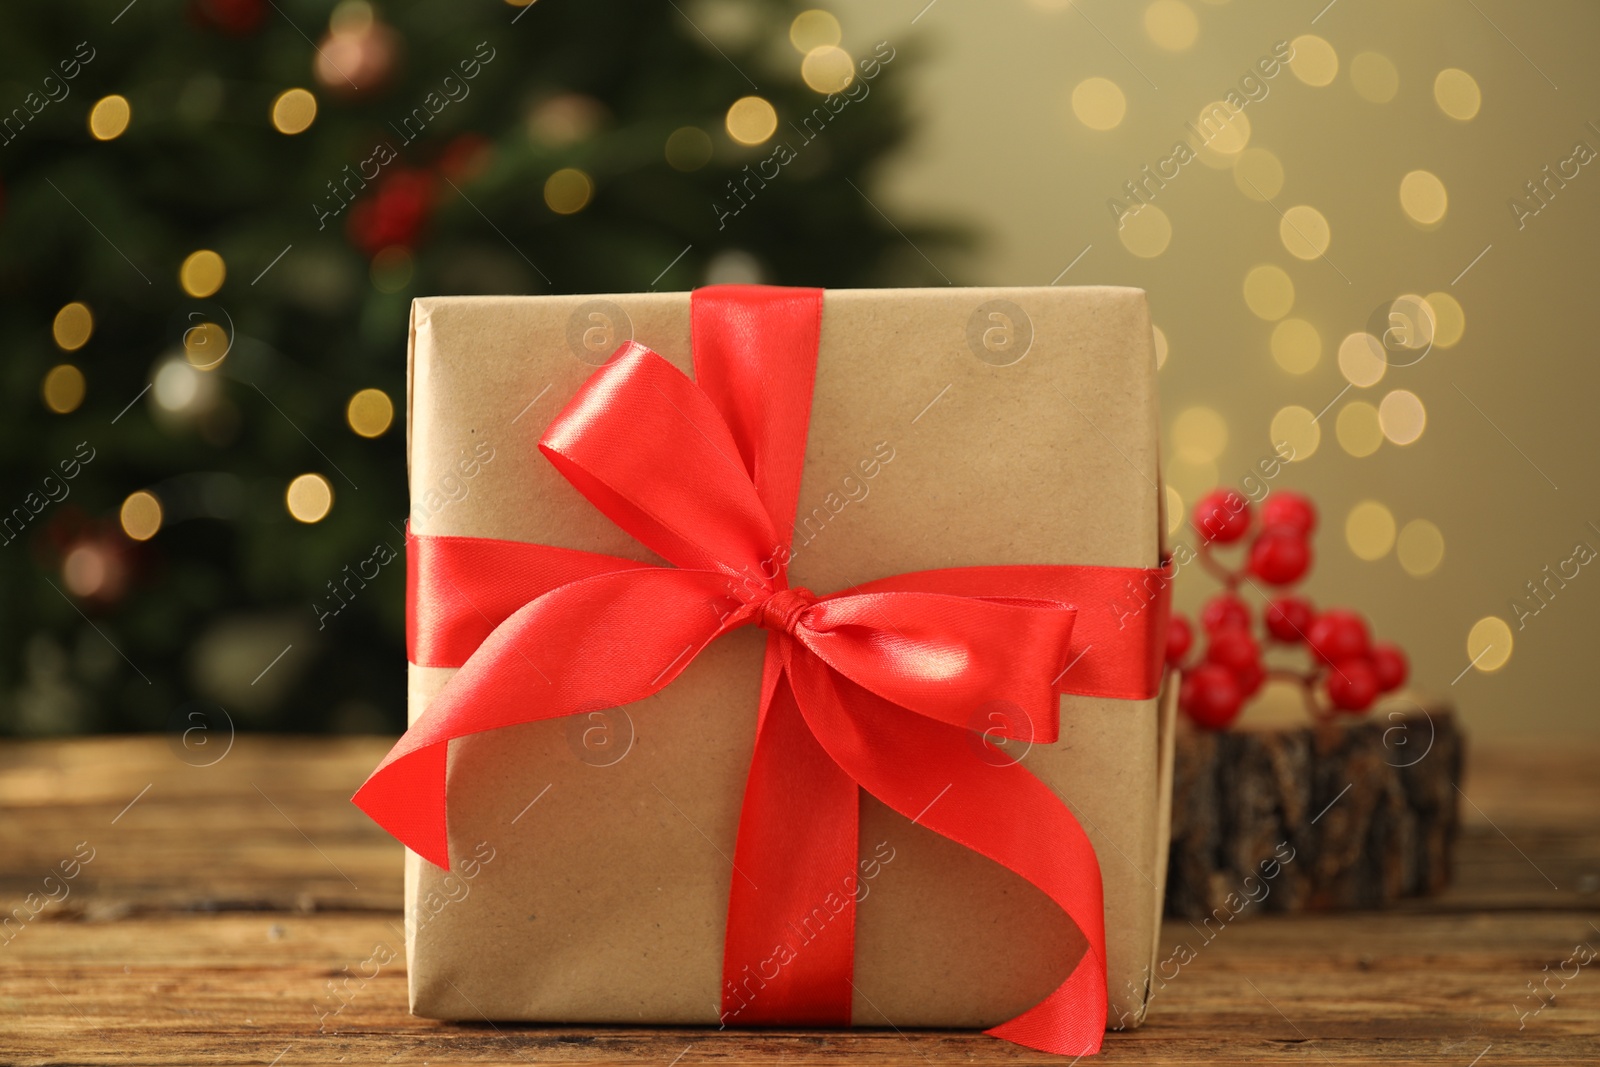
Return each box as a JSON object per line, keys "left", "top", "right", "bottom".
{"left": 1, "top": 736, "right": 1596, "bottom": 1064}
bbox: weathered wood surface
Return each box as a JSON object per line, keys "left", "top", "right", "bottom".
{"left": 1167, "top": 710, "right": 1465, "bottom": 918}
{"left": 1, "top": 735, "right": 1597, "bottom": 1065}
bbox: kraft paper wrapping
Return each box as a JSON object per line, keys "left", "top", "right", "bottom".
{"left": 402, "top": 287, "right": 1176, "bottom": 1030}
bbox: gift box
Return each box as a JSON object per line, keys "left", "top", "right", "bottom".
{"left": 357, "top": 285, "right": 1175, "bottom": 1054}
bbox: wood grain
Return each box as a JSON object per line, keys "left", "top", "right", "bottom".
{"left": 1, "top": 735, "right": 1597, "bottom": 1065}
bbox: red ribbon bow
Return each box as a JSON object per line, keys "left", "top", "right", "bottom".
{"left": 355, "top": 285, "right": 1169, "bottom": 1056}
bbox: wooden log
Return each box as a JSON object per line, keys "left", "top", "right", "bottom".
{"left": 1165, "top": 708, "right": 1463, "bottom": 919}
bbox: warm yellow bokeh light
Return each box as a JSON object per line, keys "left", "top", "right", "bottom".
{"left": 1336, "top": 401, "right": 1384, "bottom": 457}
{"left": 1345, "top": 499, "right": 1396, "bottom": 561}
{"left": 1270, "top": 404, "right": 1320, "bottom": 461}
{"left": 1196, "top": 101, "right": 1250, "bottom": 155}
{"left": 183, "top": 321, "right": 229, "bottom": 369}
{"left": 1243, "top": 264, "right": 1294, "bottom": 321}
{"left": 347, "top": 387, "right": 394, "bottom": 438}
{"left": 725, "top": 96, "right": 778, "bottom": 145}
{"left": 1271, "top": 318, "right": 1321, "bottom": 374}
{"left": 1379, "top": 389, "right": 1427, "bottom": 445}
{"left": 544, "top": 167, "right": 594, "bottom": 214}
{"left": 1288, "top": 35, "right": 1338, "bottom": 87}
{"left": 1434, "top": 68, "right": 1481, "bottom": 121}
{"left": 180, "top": 250, "right": 226, "bottom": 298}
{"left": 89, "top": 94, "right": 131, "bottom": 140}
{"left": 1397, "top": 519, "right": 1445, "bottom": 577}
{"left": 802, "top": 46, "right": 855, "bottom": 94}
{"left": 1119, "top": 204, "right": 1172, "bottom": 258}
{"left": 665, "top": 126, "right": 713, "bottom": 171}
{"left": 1338, "top": 332, "right": 1386, "bottom": 387}
{"left": 286, "top": 473, "right": 334, "bottom": 523}
{"left": 1152, "top": 324, "right": 1169, "bottom": 369}
{"left": 271, "top": 88, "right": 318, "bottom": 134}
{"left": 1400, "top": 170, "right": 1448, "bottom": 226}
{"left": 1425, "top": 291, "right": 1465, "bottom": 347}
{"left": 42, "top": 365, "right": 86, "bottom": 414}
{"left": 1467, "top": 616, "right": 1513, "bottom": 672}
{"left": 1233, "top": 147, "right": 1284, "bottom": 200}
{"left": 1144, "top": 0, "right": 1198, "bottom": 51}
{"left": 120, "top": 491, "right": 163, "bottom": 542}
{"left": 789, "top": 9, "right": 842, "bottom": 53}
{"left": 1279, "top": 205, "right": 1331, "bottom": 260}
{"left": 1351, "top": 52, "right": 1399, "bottom": 103}
{"left": 1173, "top": 405, "right": 1228, "bottom": 464}
{"left": 53, "top": 302, "right": 93, "bottom": 351}
{"left": 1072, "top": 77, "right": 1126, "bottom": 131}
{"left": 1165, "top": 484, "right": 1185, "bottom": 537}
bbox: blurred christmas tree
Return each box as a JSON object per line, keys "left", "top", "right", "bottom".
{"left": 0, "top": 0, "right": 953, "bottom": 736}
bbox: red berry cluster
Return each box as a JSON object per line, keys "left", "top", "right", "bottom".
{"left": 1168, "top": 489, "right": 1409, "bottom": 730}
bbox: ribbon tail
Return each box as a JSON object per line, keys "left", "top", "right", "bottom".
{"left": 721, "top": 638, "right": 859, "bottom": 1026}
{"left": 787, "top": 654, "right": 1107, "bottom": 1056}
{"left": 354, "top": 567, "right": 736, "bottom": 869}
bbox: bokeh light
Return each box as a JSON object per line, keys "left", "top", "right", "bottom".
{"left": 1173, "top": 405, "right": 1228, "bottom": 463}
{"left": 271, "top": 88, "right": 318, "bottom": 134}
{"left": 1243, "top": 264, "right": 1294, "bottom": 320}
{"left": 1165, "top": 484, "right": 1185, "bottom": 537}
{"left": 347, "top": 388, "right": 394, "bottom": 438}
{"left": 1425, "top": 291, "right": 1466, "bottom": 347}
{"left": 1233, "top": 147, "right": 1284, "bottom": 200}
{"left": 180, "top": 250, "right": 226, "bottom": 298}
{"left": 53, "top": 302, "right": 93, "bottom": 351}
{"left": 370, "top": 246, "right": 413, "bottom": 293}
{"left": 1288, "top": 35, "right": 1338, "bottom": 87}
{"left": 1467, "top": 616, "right": 1513, "bottom": 672}
{"left": 1072, "top": 77, "right": 1126, "bottom": 130}
{"left": 1378, "top": 389, "right": 1427, "bottom": 445}
{"left": 89, "top": 94, "right": 131, "bottom": 140}
{"left": 1271, "top": 318, "right": 1321, "bottom": 374}
{"left": 183, "top": 321, "right": 229, "bottom": 369}
{"left": 665, "top": 126, "right": 714, "bottom": 171}
{"left": 544, "top": 167, "right": 594, "bottom": 214}
{"left": 1434, "top": 68, "right": 1481, "bottom": 120}
{"left": 1119, "top": 204, "right": 1172, "bottom": 257}
{"left": 1152, "top": 324, "right": 1169, "bottom": 369}
{"left": 1144, "top": 0, "right": 1198, "bottom": 51}
{"left": 1400, "top": 170, "right": 1448, "bottom": 225}
{"left": 1196, "top": 100, "right": 1250, "bottom": 155}
{"left": 802, "top": 46, "right": 855, "bottom": 94}
{"left": 1397, "top": 519, "right": 1445, "bottom": 577}
{"left": 1270, "top": 404, "right": 1320, "bottom": 461}
{"left": 286, "top": 474, "right": 334, "bottom": 523}
{"left": 789, "top": 9, "right": 841, "bottom": 52}
{"left": 1350, "top": 52, "right": 1399, "bottom": 103}
{"left": 725, "top": 96, "right": 778, "bottom": 145}
{"left": 1279, "top": 205, "right": 1331, "bottom": 260}
{"left": 1336, "top": 401, "right": 1383, "bottom": 456}
{"left": 42, "top": 365, "right": 86, "bottom": 414}
{"left": 120, "top": 491, "right": 163, "bottom": 541}
{"left": 1345, "top": 500, "right": 1396, "bottom": 560}
{"left": 1337, "top": 331, "right": 1386, "bottom": 387}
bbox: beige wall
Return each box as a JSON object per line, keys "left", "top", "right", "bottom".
{"left": 828, "top": 0, "right": 1600, "bottom": 738}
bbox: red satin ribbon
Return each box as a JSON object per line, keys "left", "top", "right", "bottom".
{"left": 356, "top": 284, "right": 1170, "bottom": 1056}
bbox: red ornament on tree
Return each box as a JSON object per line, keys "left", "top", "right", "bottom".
{"left": 347, "top": 168, "right": 436, "bottom": 257}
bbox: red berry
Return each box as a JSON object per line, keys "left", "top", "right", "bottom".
{"left": 1180, "top": 664, "right": 1244, "bottom": 729}
{"left": 1370, "top": 642, "right": 1409, "bottom": 692}
{"left": 1201, "top": 593, "right": 1251, "bottom": 633}
{"left": 1248, "top": 525, "right": 1312, "bottom": 586}
{"left": 1192, "top": 489, "right": 1252, "bottom": 544}
{"left": 1306, "top": 609, "right": 1371, "bottom": 665}
{"left": 1261, "top": 491, "right": 1317, "bottom": 537}
{"left": 1265, "top": 596, "right": 1315, "bottom": 643}
{"left": 1206, "top": 627, "right": 1260, "bottom": 673}
{"left": 1166, "top": 614, "right": 1194, "bottom": 665}
{"left": 1234, "top": 660, "right": 1266, "bottom": 698}
{"left": 1324, "top": 657, "right": 1379, "bottom": 712}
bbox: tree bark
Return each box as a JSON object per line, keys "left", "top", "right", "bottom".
{"left": 1165, "top": 708, "right": 1462, "bottom": 919}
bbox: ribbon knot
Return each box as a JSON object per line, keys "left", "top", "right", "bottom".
{"left": 758, "top": 586, "right": 815, "bottom": 634}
